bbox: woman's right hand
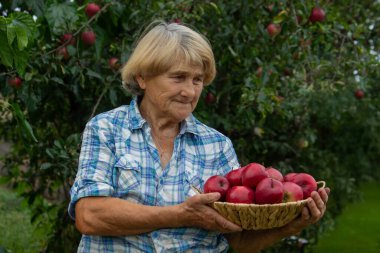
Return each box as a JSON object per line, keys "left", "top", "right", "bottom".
{"left": 178, "top": 192, "right": 242, "bottom": 233}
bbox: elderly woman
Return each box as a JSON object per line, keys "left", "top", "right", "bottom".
{"left": 69, "top": 21, "right": 329, "bottom": 253}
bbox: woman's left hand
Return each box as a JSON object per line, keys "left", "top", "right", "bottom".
{"left": 225, "top": 187, "right": 330, "bottom": 253}
{"left": 283, "top": 187, "right": 330, "bottom": 235}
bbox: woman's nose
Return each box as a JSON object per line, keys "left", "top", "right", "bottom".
{"left": 180, "top": 79, "right": 196, "bottom": 97}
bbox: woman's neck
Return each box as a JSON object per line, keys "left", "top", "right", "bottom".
{"left": 139, "top": 99, "right": 179, "bottom": 138}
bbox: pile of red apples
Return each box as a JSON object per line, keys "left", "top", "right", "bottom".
{"left": 203, "top": 163, "right": 319, "bottom": 205}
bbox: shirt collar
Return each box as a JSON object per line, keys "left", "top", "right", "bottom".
{"left": 128, "top": 97, "right": 146, "bottom": 130}
{"left": 180, "top": 114, "right": 201, "bottom": 136}
{"left": 128, "top": 96, "right": 201, "bottom": 136}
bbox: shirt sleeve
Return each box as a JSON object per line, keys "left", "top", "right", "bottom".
{"left": 217, "top": 137, "right": 240, "bottom": 176}
{"left": 68, "top": 120, "right": 116, "bottom": 220}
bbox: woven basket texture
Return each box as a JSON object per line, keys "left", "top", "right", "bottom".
{"left": 213, "top": 199, "right": 308, "bottom": 230}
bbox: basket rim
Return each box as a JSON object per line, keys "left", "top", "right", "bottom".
{"left": 214, "top": 199, "right": 309, "bottom": 207}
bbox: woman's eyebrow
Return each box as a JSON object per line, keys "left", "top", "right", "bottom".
{"left": 168, "top": 70, "right": 204, "bottom": 77}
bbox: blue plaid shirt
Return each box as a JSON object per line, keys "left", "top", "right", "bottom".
{"left": 69, "top": 97, "right": 240, "bottom": 252}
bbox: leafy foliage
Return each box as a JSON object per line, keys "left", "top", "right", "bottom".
{"left": 0, "top": 0, "right": 380, "bottom": 252}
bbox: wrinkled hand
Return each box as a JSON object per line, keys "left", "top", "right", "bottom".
{"left": 179, "top": 192, "right": 242, "bottom": 233}
{"left": 284, "top": 187, "right": 330, "bottom": 235}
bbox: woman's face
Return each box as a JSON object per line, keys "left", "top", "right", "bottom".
{"left": 137, "top": 63, "right": 204, "bottom": 123}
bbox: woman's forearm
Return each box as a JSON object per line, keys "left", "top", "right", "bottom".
{"left": 75, "top": 193, "right": 243, "bottom": 237}
{"left": 75, "top": 196, "right": 182, "bottom": 236}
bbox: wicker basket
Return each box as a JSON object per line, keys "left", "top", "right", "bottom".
{"left": 212, "top": 181, "right": 326, "bottom": 230}
{"left": 213, "top": 199, "right": 308, "bottom": 230}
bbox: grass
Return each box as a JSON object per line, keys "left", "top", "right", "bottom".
{"left": 0, "top": 186, "right": 49, "bottom": 253}
{"left": 313, "top": 181, "right": 380, "bottom": 253}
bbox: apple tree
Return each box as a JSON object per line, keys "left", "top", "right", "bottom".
{"left": 0, "top": 0, "right": 379, "bottom": 252}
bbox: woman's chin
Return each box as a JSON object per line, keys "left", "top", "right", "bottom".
{"left": 171, "top": 110, "right": 192, "bottom": 122}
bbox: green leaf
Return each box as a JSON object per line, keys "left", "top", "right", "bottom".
{"left": 46, "top": 149, "right": 55, "bottom": 159}
{"left": 13, "top": 49, "right": 28, "bottom": 75}
{"left": 7, "top": 23, "right": 17, "bottom": 45}
{"left": 9, "top": 12, "right": 37, "bottom": 46}
{"left": 40, "top": 163, "right": 52, "bottom": 170}
{"left": 86, "top": 69, "right": 104, "bottom": 80}
{"left": 10, "top": 103, "right": 38, "bottom": 143}
{"left": 0, "top": 31, "right": 14, "bottom": 67}
{"left": 45, "top": 3, "right": 78, "bottom": 35}
{"left": 0, "top": 13, "right": 35, "bottom": 69}
{"left": 51, "top": 77, "right": 65, "bottom": 85}
{"left": 209, "top": 2, "right": 221, "bottom": 15}
{"left": 54, "top": 140, "right": 63, "bottom": 149}
{"left": 109, "top": 88, "right": 118, "bottom": 106}
{"left": 273, "top": 10, "right": 288, "bottom": 24}
{"left": 14, "top": 24, "right": 28, "bottom": 50}
{"left": 93, "top": 25, "right": 108, "bottom": 60}
{"left": 0, "top": 16, "right": 6, "bottom": 32}
{"left": 25, "top": 0, "right": 46, "bottom": 17}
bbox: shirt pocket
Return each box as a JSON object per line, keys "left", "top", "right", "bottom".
{"left": 114, "top": 154, "right": 141, "bottom": 199}
{"left": 183, "top": 156, "right": 204, "bottom": 198}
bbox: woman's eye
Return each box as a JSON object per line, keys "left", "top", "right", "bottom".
{"left": 194, "top": 77, "right": 203, "bottom": 84}
{"left": 173, "top": 75, "right": 185, "bottom": 81}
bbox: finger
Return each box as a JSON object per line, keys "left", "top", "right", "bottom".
{"left": 198, "top": 192, "right": 221, "bottom": 204}
{"left": 325, "top": 187, "right": 331, "bottom": 195}
{"left": 214, "top": 214, "right": 242, "bottom": 233}
{"left": 311, "top": 191, "right": 325, "bottom": 210}
{"left": 307, "top": 198, "right": 322, "bottom": 221}
{"left": 301, "top": 206, "right": 311, "bottom": 221}
{"left": 318, "top": 188, "right": 329, "bottom": 204}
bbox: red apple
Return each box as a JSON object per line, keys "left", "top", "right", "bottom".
{"left": 205, "top": 92, "right": 216, "bottom": 105}
{"left": 266, "top": 23, "right": 281, "bottom": 37}
{"left": 57, "top": 46, "right": 69, "bottom": 60}
{"left": 355, "top": 89, "right": 364, "bottom": 99}
{"left": 292, "top": 173, "right": 317, "bottom": 199}
{"left": 284, "top": 172, "right": 297, "bottom": 182}
{"left": 226, "top": 186, "right": 255, "bottom": 204}
{"left": 172, "top": 18, "right": 181, "bottom": 24}
{"left": 81, "top": 31, "right": 96, "bottom": 45}
{"left": 283, "top": 182, "right": 303, "bottom": 202}
{"left": 266, "top": 167, "right": 284, "bottom": 182}
{"left": 108, "top": 57, "right": 120, "bottom": 70}
{"left": 309, "top": 7, "right": 325, "bottom": 23}
{"left": 255, "top": 178, "right": 284, "bottom": 204}
{"left": 203, "top": 175, "right": 230, "bottom": 201}
{"left": 241, "top": 163, "right": 268, "bottom": 189}
{"left": 225, "top": 168, "right": 244, "bottom": 187}
{"left": 7, "top": 77, "right": 22, "bottom": 88}
{"left": 60, "top": 33, "right": 76, "bottom": 45}
{"left": 85, "top": 3, "right": 101, "bottom": 18}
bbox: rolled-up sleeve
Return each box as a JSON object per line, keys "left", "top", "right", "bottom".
{"left": 68, "top": 120, "right": 116, "bottom": 220}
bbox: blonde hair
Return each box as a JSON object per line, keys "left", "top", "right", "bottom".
{"left": 121, "top": 20, "right": 216, "bottom": 96}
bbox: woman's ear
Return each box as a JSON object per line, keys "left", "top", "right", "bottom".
{"left": 136, "top": 75, "right": 146, "bottom": 90}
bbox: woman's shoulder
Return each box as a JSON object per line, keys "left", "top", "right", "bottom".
{"left": 191, "top": 116, "right": 231, "bottom": 143}
{"left": 86, "top": 105, "right": 130, "bottom": 129}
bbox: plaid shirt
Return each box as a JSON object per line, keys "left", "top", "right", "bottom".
{"left": 69, "top": 97, "right": 240, "bottom": 252}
